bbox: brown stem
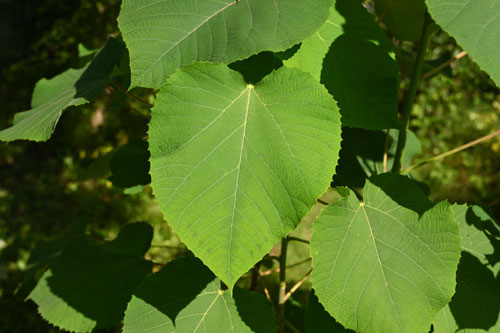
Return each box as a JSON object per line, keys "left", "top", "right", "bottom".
{"left": 383, "top": 129, "right": 391, "bottom": 172}
{"left": 260, "top": 257, "right": 312, "bottom": 276}
{"left": 377, "top": 1, "right": 390, "bottom": 23}
{"left": 278, "top": 238, "right": 288, "bottom": 333}
{"left": 283, "top": 268, "right": 312, "bottom": 302}
{"left": 287, "top": 236, "right": 310, "bottom": 244}
{"left": 109, "top": 79, "right": 153, "bottom": 107}
{"left": 250, "top": 262, "right": 261, "bottom": 291}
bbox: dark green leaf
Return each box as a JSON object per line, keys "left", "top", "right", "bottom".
{"left": 305, "top": 291, "right": 352, "bottom": 332}
{"left": 0, "top": 38, "right": 124, "bottom": 142}
{"left": 28, "top": 223, "right": 153, "bottom": 332}
{"left": 373, "top": 0, "right": 427, "bottom": 41}
{"left": 109, "top": 140, "right": 151, "bottom": 188}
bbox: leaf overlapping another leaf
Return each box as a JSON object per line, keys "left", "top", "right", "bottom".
{"left": 311, "top": 174, "right": 461, "bottom": 333}
{"left": 117, "top": 0, "right": 333, "bottom": 89}
{"left": 149, "top": 63, "right": 342, "bottom": 288}
{"left": 0, "top": 38, "right": 124, "bottom": 142}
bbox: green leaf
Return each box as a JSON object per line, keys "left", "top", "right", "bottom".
{"left": 109, "top": 140, "right": 151, "bottom": 188}
{"left": 228, "top": 51, "right": 283, "bottom": 85}
{"left": 0, "top": 38, "right": 124, "bottom": 142}
{"left": 284, "top": 4, "right": 344, "bottom": 81}
{"left": 334, "top": 128, "right": 421, "bottom": 189}
{"left": 373, "top": 0, "right": 427, "bottom": 41}
{"left": 18, "top": 220, "right": 87, "bottom": 297}
{"left": 28, "top": 223, "right": 153, "bottom": 332}
{"left": 117, "top": 0, "right": 333, "bottom": 89}
{"left": 149, "top": 63, "right": 341, "bottom": 288}
{"left": 321, "top": 0, "right": 400, "bottom": 130}
{"left": 311, "top": 173, "right": 461, "bottom": 333}
{"left": 433, "top": 205, "right": 500, "bottom": 333}
{"left": 123, "top": 256, "right": 276, "bottom": 333}
{"left": 426, "top": 0, "right": 500, "bottom": 86}
{"left": 305, "top": 291, "right": 352, "bottom": 332}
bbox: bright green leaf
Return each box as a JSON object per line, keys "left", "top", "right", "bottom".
{"left": 149, "top": 63, "right": 341, "bottom": 288}
{"left": 0, "top": 38, "right": 124, "bottom": 142}
{"left": 117, "top": 0, "right": 333, "bottom": 89}
{"left": 123, "top": 256, "right": 276, "bottom": 333}
{"left": 284, "top": 5, "right": 344, "bottom": 81}
{"left": 433, "top": 205, "right": 500, "bottom": 333}
{"left": 373, "top": 0, "right": 427, "bottom": 41}
{"left": 311, "top": 174, "right": 461, "bottom": 333}
{"left": 426, "top": 0, "right": 500, "bottom": 86}
{"left": 321, "top": 0, "right": 400, "bottom": 129}
{"left": 28, "top": 223, "right": 153, "bottom": 332}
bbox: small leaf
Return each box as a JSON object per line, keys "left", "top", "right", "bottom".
{"left": 373, "top": 0, "right": 427, "bottom": 41}
{"left": 320, "top": 0, "right": 400, "bottom": 130}
{"left": 311, "top": 173, "right": 461, "bottom": 332}
{"left": 0, "top": 38, "right": 124, "bottom": 142}
{"left": 123, "top": 256, "right": 276, "bottom": 333}
{"left": 433, "top": 205, "right": 500, "bottom": 333}
{"left": 28, "top": 223, "right": 153, "bottom": 332}
{"left": 426, "top": 0, "right": 500, "bottom": 86}
{"left": 117, "top": 0, "right": 333, "bottom": 89}
{"left": 149, "top": 63, "right": 341, "bottom": 287}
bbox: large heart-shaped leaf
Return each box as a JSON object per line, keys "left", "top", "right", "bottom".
{"left": 311, "top": 174, "right": 461, "bottom": 333}
{"left": 123, "top": 256, "right": 276, "bottom": 332}
{"left": 0, "top": 38, "right": 124, "bottom": 142}
{"left": 149, "top": 63, "right": 341, "bottom": 288}
{"left": 117, "top": 0, "right": 333, "bottom": 89}
{"left": 426, "top": 0, "right": 500, "bottom": 86}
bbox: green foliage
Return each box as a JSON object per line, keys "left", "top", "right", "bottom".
{"left": 427, "top": 0, "right": 500, "bottom": 86}
{"left": 117, "top": 0, "right": 333, "bottom": 88}
{"left": 123, "top": 256, "right": 276, "bottom": 332}
{"left": 149, "top": 63, "right": 341, "bottom": 287}
{"left": 2, "top": 0, "right": 500, "bottom": 332}
{"left": 0, "top": 38, "right": 124, "bottom": 142}
{"left": 28, "top": 223, "right": 153, "bottom": 332}
{"left": 311, "top": 174, "right": 461, "bottom": 332}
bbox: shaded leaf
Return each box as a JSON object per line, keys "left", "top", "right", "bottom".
{"left": 117, "top": 0, "right": 333, "bottom": 88}
{"left": 433, "top": 205, "right": 500, "bottom": 333}
{"left": 321, "top": 0, "right": 400, "bottom": 129}
{"left": 334, "top": 128, "right": 420, "bottom": 189}
{"left": 373, "top": 0, "right": 427, "bottom": 41}
{"left": 109, "top": 140, "right": 151, "bottom": 188}
{"left": 427, "top": 0, "right": 500, "bottom": 86}
{"left": 305, "top": 290, "right": 352, "bottom": 332}
{"left": 229, "top": 51, "right": 283, "bottom": 85}
{"left": 0, "top": 38, "right": 124, "bottom": 142}
{"left": 123, "top": 256, "right": 276, "bottom": 333}
{"left": 149, "top": 63, "right": 341, "bottom": 287}
{"left": 28, "top": 223, "right": 153, "bottom": 332}
{"left": 311, "top": 173, "right": 461, "bottom": 332}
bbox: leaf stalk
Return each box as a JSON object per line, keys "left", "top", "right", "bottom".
{"left": 392, "top": 12, "right": 433, "bottom": 173}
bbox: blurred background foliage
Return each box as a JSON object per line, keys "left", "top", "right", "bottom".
{"left": 0, "top": 1, "right": 498, "bottom": 332}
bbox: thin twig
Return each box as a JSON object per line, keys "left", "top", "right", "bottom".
{"left": 278, "top": 238, "right": 288, "bottom": 333}
{"left": 109, "top": 79, "right": 153, "bottom": 107}
{"left": 107, "top": 86, "right": 144, "bottom": 114}
{"left": 377, "top": 1, "right": 390, "bottom": 23}
{"left": 285, "top": 321, "right": 301, "bottom": 333}
{"left": 488, "top": 198, "right": 500, "bottom": 207}
{"left": 260, "top": 277, "right": 275, "bottom": 310}
{"left": 421, "top": 51, "right": 467, "bottom": 80}
{"left": 287, "top": 236, "right": 310, "bottom": 244}
{"left": 383, "top": 129, "right": 391, "bottom": 172}
{"left": 250, "top": 262, "right": 261, "bottom": 291}
{"left": 283, "top": 268, "right": 313, "bottom": 302}
{"left": 260, "top": 257, "right": 312, "bottom": 276}
{"left": 402, "top": 129, "right": 500, "bottom": 174}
